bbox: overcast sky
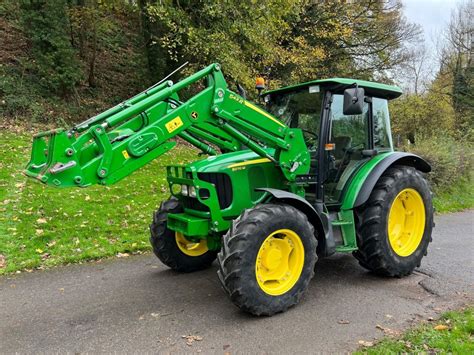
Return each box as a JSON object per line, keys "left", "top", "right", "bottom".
{"left": 402, "top": 0, "right": 461, "bottom": 43}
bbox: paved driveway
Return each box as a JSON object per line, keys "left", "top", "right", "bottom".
{"left": 1, "top": 210, "right": 473, "bottom": 353}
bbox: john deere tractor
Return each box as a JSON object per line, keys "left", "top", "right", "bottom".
{"left": 25, "top": 63, "right": 434, "bottom": 316}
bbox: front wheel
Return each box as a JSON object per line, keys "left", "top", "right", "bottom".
{"left": 354, "top": 166, "right": 434, "bottom": 277}
{"left": 150, "top": 197, "right": 217, "bottom": 272}
{"left": 217, "top": 203, "right": 318, "bottom": 316}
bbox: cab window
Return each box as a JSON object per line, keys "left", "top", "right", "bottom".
{"left": 266, "top": 87, "right": 323, "bottom": 147}
{"left": 372, "top": 98, "right": 393, "bottom": 150}
{"left": 324, "top": 94, "right": 369, "bottom": 203}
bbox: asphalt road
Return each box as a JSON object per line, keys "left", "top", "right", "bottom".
{"left": 1, "top": 210, "right": 473, "bottom": 353}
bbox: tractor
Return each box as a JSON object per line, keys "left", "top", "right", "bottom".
{"left": 25, "top": 63, "right": 434, "bottom": 316}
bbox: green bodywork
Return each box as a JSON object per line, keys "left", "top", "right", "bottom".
{"left": 24, "top": 63, "right": 405, "bottom": 254}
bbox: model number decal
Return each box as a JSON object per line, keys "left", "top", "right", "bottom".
{"left": 229, "top": 93, "right": 244, "bottom": 104}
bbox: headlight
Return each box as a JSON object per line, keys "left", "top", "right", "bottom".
{"left": 189, "top": 186, "right": 197, "bottom": 198}
{"left": 181, "top": 185, "right": 188, "bottom": 196}
{"left": 171, "top": 184, "right": 182, "bottom": 195}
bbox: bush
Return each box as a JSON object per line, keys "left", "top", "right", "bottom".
{"left": 405, "top": 135, "right": 473, "bottom": 191}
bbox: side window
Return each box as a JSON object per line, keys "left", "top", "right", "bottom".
{"left": 330, "top": 94, "right": 369, "bottom": 151}
{"left": 373, "top": 98, "right": 393, "bottom": 150}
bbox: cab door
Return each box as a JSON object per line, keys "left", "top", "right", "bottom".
{"left": 323, "top": 93, "right": 371, "bottom": 204}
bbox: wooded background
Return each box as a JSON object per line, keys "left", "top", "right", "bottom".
{"left": 0, "top": 0, "right": 472, "bottom": 190}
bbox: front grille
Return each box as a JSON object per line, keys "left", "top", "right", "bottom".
{"left": 181, "top": 172, "right": 233, "bottom": 211}
{"left": 198, "top": 172, "right": 233, "bottom": 209}
{"left": 182, "top": 196, "right": 208, "bottom": 211}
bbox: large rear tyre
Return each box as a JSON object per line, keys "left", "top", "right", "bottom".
{"left": 217, "top": 203, "right": 317, "bottom": 316}
{"left": 354, "top": 166, "right": 434, "bottom": 277}
{"left": 150, "top": 197, "right": 217, "bottom": 272}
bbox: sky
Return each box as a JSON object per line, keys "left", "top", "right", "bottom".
{"left": 399, "top": 0, "right": 463, "bottom": 88}
{"left": 402, "top": 0, "right": 462, "bottom": 44}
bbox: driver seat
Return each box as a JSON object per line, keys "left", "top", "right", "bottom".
{"left": 333, "top": 136, "right": 352, "bottom": 164}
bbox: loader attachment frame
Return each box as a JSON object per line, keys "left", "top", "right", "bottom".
{"left": 25, "top": 63, "right": 309, "bottom": 187}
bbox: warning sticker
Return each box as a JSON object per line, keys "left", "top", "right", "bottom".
{"left": 165, "top": 116, "right": 183, "bottom": 133}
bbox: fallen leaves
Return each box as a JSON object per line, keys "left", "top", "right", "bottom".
{"left": 375, "top": 324, "right": 400, "bottom": 336}
{"left": 35, "top": 229, "right": 44, "bottom": 235}
{"left": 36, "top": 218, "right": 47, "bottom": 224}
{"left": 337, "top": 319, "right": 350, "bottom": 324}
{"left": 15, "top": 182, "right": 26, "bottom": 189}
{"left": 434, "top": 324, "right": 449, "bottom": 331}
{"left": 117, "top": 252, "right": 129, "bottom": 258}
{"left": 41, "top": 253, "right": 50, "bottom": 261}
{"left": 358, "top": 340, "right": 374, "bottom": 347}
{"left": 182, "top": 335, "right": 203, "bottom": 346}
{"left": 0, "top": 254, "right": 6, "bottom": 268}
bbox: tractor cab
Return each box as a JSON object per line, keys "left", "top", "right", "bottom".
{"left": 264, "top": 79, "right": 402, "bottom": 205}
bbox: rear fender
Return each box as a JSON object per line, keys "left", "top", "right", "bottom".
{"left": 342, "top": 152, "right": 431, "bottom": 210}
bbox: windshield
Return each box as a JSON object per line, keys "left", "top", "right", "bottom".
{"left": 265, "top": 86, "right": 323, "bottom": 147}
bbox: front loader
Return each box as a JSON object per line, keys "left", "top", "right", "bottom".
{"left": 25, "top": 63, "right": 434, "bottom": 316}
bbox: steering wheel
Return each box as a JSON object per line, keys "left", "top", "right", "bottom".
{"left": 302, "top": 129, "right": 318, "bottom": 146}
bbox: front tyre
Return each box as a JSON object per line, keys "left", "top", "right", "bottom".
{"left": 354, "top": 166, "right": 434, "bottom": 277}
{"left": 150, "top": 197, "right": 217, "bottom": 272}
{"left": 217, "top": 204, "right": 317, "bottom": 316}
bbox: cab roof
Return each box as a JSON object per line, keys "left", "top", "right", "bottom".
{"left": 266, "top": 78, "right": 403, "bottom": 100}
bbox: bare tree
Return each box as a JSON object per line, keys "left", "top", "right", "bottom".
{"left": 438, "top": 1, "right": 473, "bottom": 113}
{"left": 398, "top": 43, "right": 432, "bottom": 94}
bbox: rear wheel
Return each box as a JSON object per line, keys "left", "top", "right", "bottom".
{"left": 150, "top": 197, "right": 217, "bottom": 272}
{"left": 217, "top": 203, "right": 317, "bottom": 316}
{"left": 354, "top": 166, "right": 434, "bottom": 276}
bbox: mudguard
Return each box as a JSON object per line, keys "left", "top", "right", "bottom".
{"left": 256, "top": 188, "right": 336, "bottom": 256}
{"left": 352, "top": 152, "right": 431, "bottom": 208}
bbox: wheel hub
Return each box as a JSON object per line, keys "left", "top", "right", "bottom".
{"left": 255, "top": 229, "right": 305, "bottom": 296}
{"left": 175, "top": 232, "right": 208, "bottom": 257}
{"left": 388, "top": 188, "right": 426, "bottom": 257}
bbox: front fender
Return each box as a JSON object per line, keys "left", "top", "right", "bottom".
{"left": 256, "top": 188, "right": 335, "bottom": 256}
{"left": 341, "top": 152, "right": 431, "bottom": 210}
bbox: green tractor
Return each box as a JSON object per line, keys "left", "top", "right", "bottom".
{"left": 25, "top": 63, "right": 434, "bottom": 316}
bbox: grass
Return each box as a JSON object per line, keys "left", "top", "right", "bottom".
{"left": 433, "top": 177, "right": 474, "bottom": 213}
{"left": 356, "top": 307, "right": 474, "bottom": 353}
{"left": 1, "top": 130, "right": 473, "bottom": 274}
{"left": 0, "top": 130, "right": 198, "bottom": 274}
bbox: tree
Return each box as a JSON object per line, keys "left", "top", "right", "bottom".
{"left": 68, "top": 0, "right": 119, "bottom": 88}
{"left": 19, "top": 0, "right": 82, "bottom": 95}
{"left": 144, "top": 0, "right": 301, "bottom": 92}
{"left": 397, "top": 44, "right": 432, "bottom": 94}
{"left": 441, "top": 1, "right": 473, "bottom": 113}
{"left": 271, "top": 0, "right": 421, "bottom": 85}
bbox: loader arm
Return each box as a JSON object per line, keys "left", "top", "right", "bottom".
{"left": 25, "top": 63, "right": 310, "bottom": 187}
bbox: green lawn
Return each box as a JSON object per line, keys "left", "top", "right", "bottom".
{"left": 433, "top": 177, "right": 474, "bottom": 213}
{"left": 0, "top": 130, "right": 198, "bottom": 274}
{"left": 356, "top": 307, "right": 474, "bottom": 353}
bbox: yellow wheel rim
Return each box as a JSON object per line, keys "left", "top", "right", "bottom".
{"left": 255, "top": 229, "right": 305, "bottom": 296}
{"left": 388, "top": 188, "right": 426, "bottom": 257}
{"left": 175, "top": 232, "right": 208, "bottom": 257}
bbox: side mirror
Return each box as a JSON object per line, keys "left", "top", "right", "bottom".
{"left": 343, "top": 87, "right": 365, "bottom": 115}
